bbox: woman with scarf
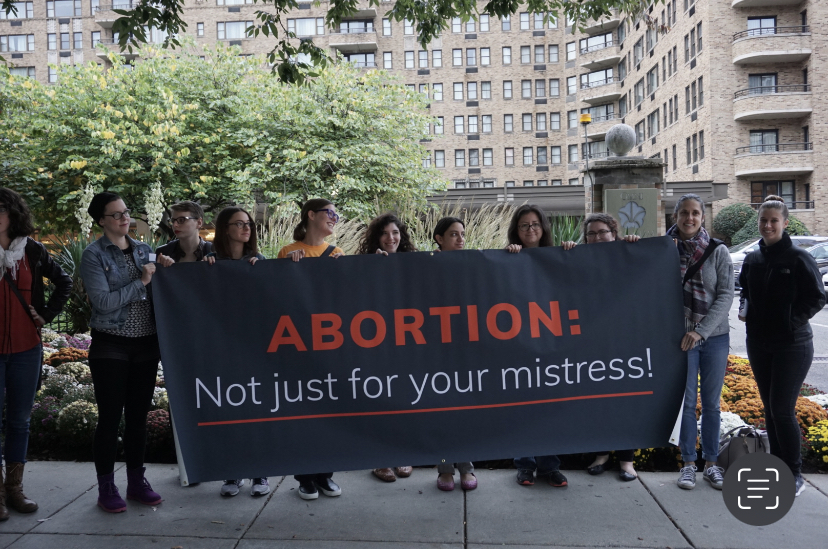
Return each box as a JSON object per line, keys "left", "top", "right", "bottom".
{"left": 668, "top": 194, "right": 733, "bottom": 492}
{"left": 739, "top": 195, "right": 826, "bottom": 496}
{"left": 0, "top": 188, "right": 71, "bottom": 521}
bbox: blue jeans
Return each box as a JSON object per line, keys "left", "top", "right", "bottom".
{"left": 0, "top": 344, "right": 42, "bottom": 464}
{"left": 514, "top": 455, "right": 561, "bottom": 475}
{"left": 680, "top": 333, "right": 729, "bottom": 464}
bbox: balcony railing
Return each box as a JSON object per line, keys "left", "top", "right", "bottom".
{"left": 587, "top": 113, "right": 616, "bottom": 123}
{"left": 95, "top": 3, "right": 137, "bottom": 12}
{"left": 580, "top": 76, "right": 616, "bottom": 90}
{"left": 580, "top": 40, "right": 615, "bottom": 54}
{"left": 331, "top": 27, "right": 376, "bottom": 34}
{"left": 347, "top": 61, "right": 377, "bottom": 68}
{"left": 584, "top": 151, "right": 610, "bottom": 159}
{"left": 735, "top": 142, "right": 813, "bottom": 154}
{"left": 750, "top": 201, "right": 813, "bottom": 210}
{"left": 733, "top": 25, "right": 810, "bottom": 42}
{"left": 734, "top": 84, "right": 811, "bottom": 98}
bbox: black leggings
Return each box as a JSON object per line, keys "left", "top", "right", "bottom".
{"left": 89, "top": 334, "right": 159, "bottom": 476}
{"left": 747, "top": 339, "right": 813, "bottom": 477}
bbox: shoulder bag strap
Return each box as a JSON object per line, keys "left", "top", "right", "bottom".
{"left": 320, "top": 245, "right": 336, "bottom": 258}
{"left": 3, "top": 271, "right": 39, "bottom": 329}
{"left": 682, "top": 240, "right": 720, "bottom": 286}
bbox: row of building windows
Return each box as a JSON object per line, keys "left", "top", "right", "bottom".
{"left": 453, "top": 179, "right": 579, "bottom": 188}
{"left": 425, "top": 146, "right": 582, "bottom": 168}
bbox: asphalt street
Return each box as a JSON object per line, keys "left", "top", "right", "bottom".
{"left": 728, "top": 301, "right": 828, "bottom": 392}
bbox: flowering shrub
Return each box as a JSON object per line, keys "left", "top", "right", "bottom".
{"left": 29, "top": 395, "right": 62, "bottom": 448}
{"left": 144, "top": 409, "right": 175, "bottom": 463}
{"left": 807, "top": 394, "right": 828, "bottom": 409}
{"left": 152, "top": 387, "right": 169, "bottom": 411}
{"left": 718, "top": 411, "right": 748, "bottom": 437}
{"left": 730, "top": 397, "right": 766, "bottom": 427}
{"left": 55, "top": 362, "right": 91, "bottom": 383}
{"left": 65, "top": 335, "right": 92, "bottom": 351}
{"left": 807, "top": 421, "right": 828, "bottom": 465}
{"left": 45, "top": 347, "right": 88, "bottom": 366}
{"left": 40, "top": 374, "right": 80, "bottom": 401}
{"left": 796, "top": 397, "right": 828, "bottom": 431}
{"left": 56, "top": 401, "right": 98, "bottom": 442}
{"left": 801, "top": 383, "right": 826, "bottom": 398}
{"left": 722, "top": 375, "right": 760, "bottom": 405}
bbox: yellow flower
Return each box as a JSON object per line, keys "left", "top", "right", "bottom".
{"left": 101, "top": 131, "right": 115, "bottom": 140}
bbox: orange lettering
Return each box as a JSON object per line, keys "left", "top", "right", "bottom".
{"left": 529, "top": 301, "right": 563, "bottom": 337}
{"left": 394, "top": 309, "right": 426, "bottom": 346}
{"left": 467, "top": 305, "right": 479, "bottom": 342}
{"left": 350, "top": 311, "right": 387, "bottom": 349}
{"left": 312, "top": 313, "right": 344, "bottom": 351}
{"left": 429, "top": 306, "right": 461, "bottom": 343}
{"left": 266, "top": 315, "right": 308, "bottom": 352}
{"left": 486, "top": 303, "right": 522, "bottom": 340}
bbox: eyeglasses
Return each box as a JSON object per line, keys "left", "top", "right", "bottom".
{"left": 103, "top": 209, "right": 131, "bottom": 220}
{"left": 586, "top": 229, "right": 614, "bottom": 239}
{"left": 314, "top": 209, "right": 340, "bottom": 223}
{"left": 518, "top": 222, "right": 542, "bottom": 232}
{"left": 171, "top": 216, "right": 198, "bottom": 225}
{"left": 228, "top": 221, "right": 253, "bottom": 229}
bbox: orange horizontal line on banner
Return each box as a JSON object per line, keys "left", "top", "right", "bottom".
{"left": 196, "top": 391, "right": 654, "bottom": 427}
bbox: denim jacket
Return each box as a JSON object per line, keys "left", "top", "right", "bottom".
{"left": 80, "top": 234, "right": 152, "bottom": 331}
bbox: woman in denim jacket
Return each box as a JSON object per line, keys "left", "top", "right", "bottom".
{"left": 80, "top": 192, "right": 173, "bottom": 513}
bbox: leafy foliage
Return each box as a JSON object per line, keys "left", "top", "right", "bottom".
{"left": 0, "top": 42, "right": 444, "bottom": 233}
{"left": 712, "top": 203, "right": 755, "bottom": 245}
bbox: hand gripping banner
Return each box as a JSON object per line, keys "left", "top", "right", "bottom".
{"left": 152, "top": 236, "right": 686, "bottom": 483}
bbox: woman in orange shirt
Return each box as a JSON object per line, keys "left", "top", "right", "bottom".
{"left": 277, "top": 199, "right": 343, "bottom": 261}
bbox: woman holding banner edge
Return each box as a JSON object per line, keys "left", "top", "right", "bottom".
{"left": 357, "top": 213, "right": 415, "bottom": 483}
{"left": 504, "top": 205, "right": 569, "bottom": 488}
{"left": 277, "top": 199, "right": 344, "bottom": 500}
{"left": 667, "top": 193, "right": 733, "bottom": 491}
{"left": 561, "top": 213, "right": 640, "bottom": 481}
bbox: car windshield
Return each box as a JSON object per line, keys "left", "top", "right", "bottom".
{"left": 795, "top": 238, "right": 826, "bottom": 249}
{"left": 729, "top": 240, "right": 759, "bottom": 253}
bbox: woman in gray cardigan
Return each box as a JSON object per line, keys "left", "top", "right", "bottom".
{"left": 667, "top": 194, "right": 734, "bottom": 492}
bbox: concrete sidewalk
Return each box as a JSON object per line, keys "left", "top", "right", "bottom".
{"left": 0, "top": 462, "right": 826, "bottom": 548}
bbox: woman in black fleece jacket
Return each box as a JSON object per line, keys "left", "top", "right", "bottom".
{"left": 738, "top": 195, "right": 826, "bottom": 496}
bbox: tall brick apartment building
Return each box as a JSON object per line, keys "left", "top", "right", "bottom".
{"left": 2, "top": 1, "right": 822, "bottom": 230}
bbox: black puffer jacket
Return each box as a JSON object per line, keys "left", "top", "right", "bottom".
{"left": 24, "top": 238, "right": 72, "bottom": 324}
{"left": 739, "top": 232, "right": 826, "bottom": 345}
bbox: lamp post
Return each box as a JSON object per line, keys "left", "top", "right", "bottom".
{"left": 579, "top": 113, "right": 593, "bottom": 212}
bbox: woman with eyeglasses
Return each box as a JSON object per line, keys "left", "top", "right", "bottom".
{"left": 155, "top": 201, "right": 212, "bottom": 263}
{"left": 80, "top": 192, "right": 174, "bottom": 513}
{"left": 277, "top": 199, "right": 343, "bottom": 500}
{"left": 0, "top": 188, "right": 71, "bottom": 521}
{"left": 277, "top": 199, "right": 343, "bottom": 262}
{"left": 503, "top": 205, "right": 569, "bottom": 488}
{"left": 565, "top": 213, "right": 640, "bottom": 481}
{"left": 204, "top": 206, "right": 268, "bottom": 496}
{"left": 356, "top": 213, "right": 416, "bottom": 483}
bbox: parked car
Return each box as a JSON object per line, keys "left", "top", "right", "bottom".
{"left": 823, "top": 271, "right": 828, "bottom": 288}
{"left": 732, "top": 236, "right": 828, "bottom": 289}
{"left": 807, "top": 242, "right": 828, "bottom": 273}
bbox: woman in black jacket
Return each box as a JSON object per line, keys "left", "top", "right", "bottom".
{"left": 738, "top": 195, "right": 826, "bottom": 497}
{"left": 0, "top": 188, "right": 72, "bottom": 520}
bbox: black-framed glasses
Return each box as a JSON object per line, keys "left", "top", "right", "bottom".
{"left": 314, "top": 209, "right": 340, "bottom": 223}
{"left": 103, "top": 209, "right": 131, "bottom": 220}
{"left": 518, "top": 222, "right": 542, "bottom": 232}
{"left": 585, "top": 229, "right": 614, "bottom": 239}
{"left": 228, "top": 221, "right": 253, "bottom": 229}
{"left": 171, "top": 216, "right": 198, "bottom": 225}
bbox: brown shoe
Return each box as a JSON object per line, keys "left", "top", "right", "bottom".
{"left": 394, "top": 467, "right": 413, "bottom": 478}
{"left": 372, "top": 468, "right": 396, "bottom": 482}
{"left": 5, "top": 462, "right": 37, "bottom": 513}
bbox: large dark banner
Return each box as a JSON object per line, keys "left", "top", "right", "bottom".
{"left": 153, "top": 236, "right": 687, "bottom": 483}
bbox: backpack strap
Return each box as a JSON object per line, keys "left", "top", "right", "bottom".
{"left": 320, "top": 245, "right": 336, "bottom": 258}
{"left": 682, "top": 238, "right": 722, "bottom": 286}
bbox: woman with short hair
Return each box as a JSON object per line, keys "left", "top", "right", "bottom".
{"left": 0, "top": 188, "right": 71, "bottom": 521}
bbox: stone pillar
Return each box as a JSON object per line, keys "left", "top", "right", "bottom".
{"left": 582, "top": 124, "right": 667, "bottom": 237}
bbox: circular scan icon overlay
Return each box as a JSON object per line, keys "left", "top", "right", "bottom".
{"left": 723, "top": 452, "right": 795, "bottom": 526}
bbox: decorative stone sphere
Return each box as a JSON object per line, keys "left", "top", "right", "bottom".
{"left": 605, "top": 124, "right": 637, "bottom": 157}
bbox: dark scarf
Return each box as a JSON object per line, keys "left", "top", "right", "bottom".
{"left": 667, "top": 225, "right": 711, "bottom": 324}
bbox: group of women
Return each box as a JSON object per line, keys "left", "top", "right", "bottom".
{"left": 0, "top": 186, "right": 822, "bottom": 518}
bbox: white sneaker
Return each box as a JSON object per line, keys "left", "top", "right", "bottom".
{"left": 795, "top": 475, "right": 806, "bottom": 497}
{"left": 703, "top": 466, "right": 724, "bottom": 490}
{"left": 220, "top": 479, "right": 245, "bottom": 497}
{"left": 677, "top": 464, "right": 697, "bottom": 490}
{"left": 251, "top": 478, "right": 270, "bottom": 496}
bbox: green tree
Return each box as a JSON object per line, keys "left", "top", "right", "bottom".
{"left": 1, "top": 0, "right": 659, "bottom": 83}
{"left": 712, "top": 203, "right": 756, "bottom": 245}
{"left": 731, "top": 211, "right": 810, "bottom": 246}
{"left": 0, "top": 42, "right": 444, "bottom": 233}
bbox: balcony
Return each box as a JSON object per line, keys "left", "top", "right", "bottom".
{"left": 733, "top": 85, "right": 811, "bottom": 121}
{"left": 581, "top": 13, "right": 621, "bottom": 35}
{"left": 584, "top": 114, "right": 617, "bottom": 139}
{"left": 579, "top": 43, "right": 621, "bottom": 70}
{"left": 328, "top": 28, "right": 378, "bottom": 53}
{"left": 580, "top": 77, "right": 622, "bottom": 104}
{"left": 733, "top": 142, "right": 813, "bottom": 178}
{"left": 427, "top": 185, "right": 588, "bottom": 215}
{"left": 732, "top": 27, "right": 811, "bottom": 65}
{"left": 94, "top": 4, "right": 135, "bottom": 29}
{"left": 731, "top": 0, "right": 803, "bottom": 7}
{"left": 95, "top": 41, "right": 139, "bottom": 61}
